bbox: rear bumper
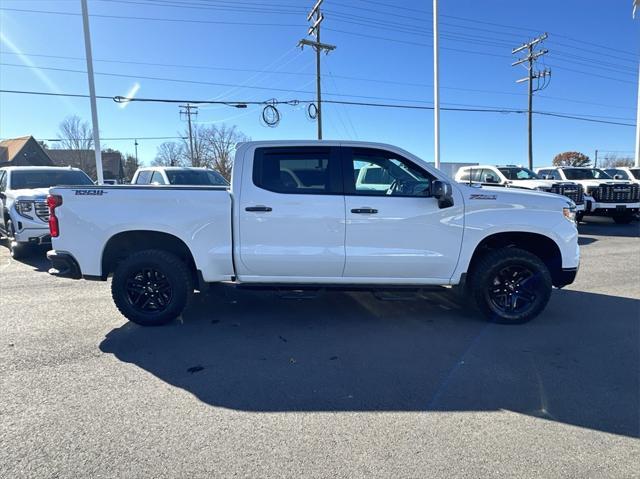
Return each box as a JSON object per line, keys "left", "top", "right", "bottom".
{"left": 47, "top": 250, "right": 82, "bottom": 279}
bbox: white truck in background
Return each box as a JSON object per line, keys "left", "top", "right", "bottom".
{"left": 454, "top": 165, "right": 588, "bottom": 221}
{"left": 46, "top": 141, "right": 579, "bottom": 326}
{"left": 0, "top": 166, "right": 94, "bottom": 258}
{"left": 536, "top": 166, "right": 640, "bottom": 224}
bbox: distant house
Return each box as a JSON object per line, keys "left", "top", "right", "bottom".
{"left": 47, "top": 149, "right": 124, "bottom": 182}
{"left": 0, "top": 136, "right": 54, "bottom": 167}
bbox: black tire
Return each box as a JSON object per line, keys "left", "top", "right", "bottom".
{"left": 613, "top": 214, "right": 633, "bottom": 225}
{"left": 6, "top": 220, "right": 28, "bottom": 260}
{"left": 575, "top": 212, "right": 584, "bottom": 224}
{"left": 469, "top": 247, "right": 552, "bottom": 324}
{"left": 111, "top": 249, "right": 193, "bottom": 326}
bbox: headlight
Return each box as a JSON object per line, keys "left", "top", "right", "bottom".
{"left": 563, "top": 205, "right": 576, "bottom": 223}
{"left": 15, "top": 200, "right": 34, "bottom": 219}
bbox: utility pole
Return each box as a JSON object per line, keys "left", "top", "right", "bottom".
{"left": 180, "top": 104, "right": 198, "bottom": 166}
{"left": 595, "top": 149, "right": 598, "bottom": 168}
{"left": 512, "top": 33, "right": 551, "bottom": 170}
{"left": 634, "top": 0, "right": 639, "bottom": 166}
{"left": 80, "top": 0, "right": 104, "bottom": 184}
{"left": 134, "top": 139, "right": 139, "bottom": 165}
{"left": 298, "top": 0, "right": 336, "bottom": 140}
{"left": 433, "top": 0, "right": 441, "bottom": 169}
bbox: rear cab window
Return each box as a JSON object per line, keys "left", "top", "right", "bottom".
{"left": 135, "top": 171, "right": 152, "bottom": 184}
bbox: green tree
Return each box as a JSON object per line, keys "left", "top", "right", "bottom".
{"left": 552, "top": 151, "right": 591, "bottom": 167}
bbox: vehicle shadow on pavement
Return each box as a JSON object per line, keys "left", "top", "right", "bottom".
{"left": 579, "top": 219, "right": 640, "bottom": 238}
{"left": 99, "top": 286, "right": 640, "bottom": 438}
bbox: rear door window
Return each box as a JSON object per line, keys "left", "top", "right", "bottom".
{"left": 151, "top": 171, "right": 167, "bottom": 184}
{"left": 253, "top": 147, "right": 340, "bottom": 194}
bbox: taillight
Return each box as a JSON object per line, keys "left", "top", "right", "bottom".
{"left": 47, "top": 194, "right": 63, "bottom": 237}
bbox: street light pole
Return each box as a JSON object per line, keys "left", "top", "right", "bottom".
{"left": 634, "top": 0, "right": 639, "bottom": 166}
{"left": 80, "top": 0, "right": 104, "bottom": 184}
{"left": 433, "top": 0, "right": 441, "bottom": 169}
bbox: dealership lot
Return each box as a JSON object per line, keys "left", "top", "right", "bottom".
{"left": 1, "top": 218, "right": 638, "bottom": 478}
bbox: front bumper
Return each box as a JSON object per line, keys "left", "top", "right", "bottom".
{"left": 13, "top": 225, "right": 51, "bottom": 245}
{"left": 47, "top": 250, "right": 82, "bottom": 279}
{"left": 587, "top": 201, "right": 640, "bottom": 215}
{"left": 555, "top": 267, "right": 578, "bottom": 288}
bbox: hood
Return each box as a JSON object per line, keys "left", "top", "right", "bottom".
{"left": 509, "top": 179, "right": 558, "bottom": 189}
{"left": 459, "top": 183, "right": 572, "bottom": 206}
{"left": 8, "top": 188, "right": 50, "bottom": 200}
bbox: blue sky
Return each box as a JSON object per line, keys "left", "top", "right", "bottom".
{"left": 0, "top": 0, "right": 638, "bottom": 167}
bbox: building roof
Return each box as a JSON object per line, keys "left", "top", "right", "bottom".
{"left": 0, "top": 136, "right": 33, "bottom": 163}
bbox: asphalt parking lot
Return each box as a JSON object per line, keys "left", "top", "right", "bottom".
{"left": 1, "top": 217, "right": 639, "bottom": 478}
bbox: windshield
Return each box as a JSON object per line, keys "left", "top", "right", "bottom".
{"left": 498, "top": 167, "right": 539, "bottom": 180}
{"left": 562, "top": 168, "right": 612, "bottom": 180}
{"left": 629, "top": 169, "right": 640, "bottom": 180}
{"left": 165, "top": 169, "right": 228, "bottom": 186}
{"left": 11, "top": 170, "right": 93, "bottom": 189}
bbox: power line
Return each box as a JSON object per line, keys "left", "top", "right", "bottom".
{"left": 0, "top": 89, "right": 634, "bottom": 126}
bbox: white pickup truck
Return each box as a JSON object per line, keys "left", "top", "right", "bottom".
{"left": 46, "top": 141, "right": 579, "bottom": 326}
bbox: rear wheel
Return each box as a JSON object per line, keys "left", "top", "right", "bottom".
{"left": 469, "top": 248, "right": 552, "bottom": 324}
{"left": 575, "top": 212, "right": 584, "bottom": 224}
{"left": 111, "top": 249, "right": 193, "bottom": 326}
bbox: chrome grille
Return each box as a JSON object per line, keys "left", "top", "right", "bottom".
{"left": 591, "top": 184, "right": 640, "bottom": 203}
{"left": 34, "top": 200, "right": 49, "bottom": 222}
{"left": 550, "top": 184, "right": 584, "bottom": 205}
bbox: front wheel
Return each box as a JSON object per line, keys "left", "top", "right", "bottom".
{"left": 111, "top": 249, "right": 193, "bottom": 326}
{"left": 469, "top": 248, "right": 552, "bottom": 324}
{"left": 6, "top": 220, "right": 29, "bottom": 260}
{"left": 613, "top": 214, "right": 633, "bottom": 225}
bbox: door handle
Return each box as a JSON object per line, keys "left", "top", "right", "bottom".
{"left": 245, "top": 205, "right": 272, "bottom": 212}
{"left": 351, "top": 208, "right": 378, "bottom": 214}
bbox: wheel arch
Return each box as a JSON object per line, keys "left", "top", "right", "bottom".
{"left": 466, "top": 231, "right": 564, "bottom": 287}
{"left": 101, "top": 230, "right": 198, "bottom": 283}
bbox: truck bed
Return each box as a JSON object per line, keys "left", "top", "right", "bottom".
{"left": 49, "top": 185, "right": 234, "bottom": 282}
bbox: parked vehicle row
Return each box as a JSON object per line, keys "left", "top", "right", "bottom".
{"left": 535, "top": 166, "right": 640, "bottom": 224}
{"left": 454, "top": 165, "right": 588, "bottom": 220}
{"left": 46, "top": 141, "right": 580, "bottom": 327}
{"left": 454, "top": 164, "right": 640, "bottom": 224}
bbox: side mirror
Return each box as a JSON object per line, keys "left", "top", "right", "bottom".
{"left": 613, "top": 174, "right": 624, "bottom": 180}
{"left": 432, "top": 180, "right": 454, "bottom": 209}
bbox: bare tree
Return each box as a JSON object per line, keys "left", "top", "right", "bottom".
{"left": 56, "top": 115, "right": 94, "bottom": 173}
{"left": 600, "top": 153, "right": 634, "bottom": 168}
{"left": 201, "top": 124, "right": 249, "bottom": 180}
{"left": 180, "top": 124, "right": 210, "bottom": 167}
{"left": 153, "top": 142, "right": 185, "bottom": 167}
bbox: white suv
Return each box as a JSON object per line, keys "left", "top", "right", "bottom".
{"left": 131, "top": 167, "right": 228, "bottom": 186}
{"left": 454, "top": 165, "right": 587, "bottom": 218}
{"left": 0, "top": 166, "right": 93, "bottom": 258}
{"left": 536, "top": 166, "right": 640, "bottom": 224}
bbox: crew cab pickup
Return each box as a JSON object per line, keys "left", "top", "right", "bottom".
{"left": 0, "top": 166, "right": 93, "bottom": 258}
{"left": 454, "top": 164, "right": 587, "bottom": 220}
{"left": 47, "top": 141, "right": 579, "bottom": 326}
{"left": 536, "top": 166, "right": 640, "bottom": 224}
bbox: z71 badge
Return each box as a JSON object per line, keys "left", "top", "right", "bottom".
{"left": 73, "top": 189, "right": 107, "bottom": 196}
{"left": 469, "top": 194, "right": 497, "bottom": 200}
